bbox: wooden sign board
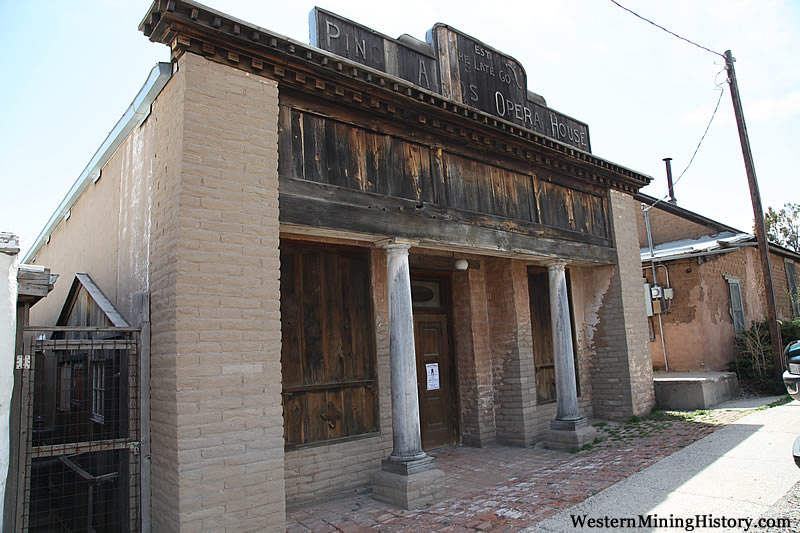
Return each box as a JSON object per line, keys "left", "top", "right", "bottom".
{"left": 311, "top": 9, "right": 591, "bottom": 152}
{"left": 310, "top": 8, "right": 441, "bottom": 93}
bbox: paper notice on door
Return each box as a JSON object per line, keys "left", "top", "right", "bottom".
{"left": 426, "top": 363, "right": 440, "bottom": 391}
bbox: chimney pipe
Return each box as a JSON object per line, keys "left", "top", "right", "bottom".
{"left": 663, "top": 157, "right": 677, "bottom": 205}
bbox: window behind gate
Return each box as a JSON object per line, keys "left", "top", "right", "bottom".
{"left": 280, "top": 241, "right": 378, "bottom": 447}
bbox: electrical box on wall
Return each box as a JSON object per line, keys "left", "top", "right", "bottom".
{"left": 652, "top": 299, "right": 663, "bottom": 314}
{"left": 651, "top": 284, "right": 664, "bottom": 299}
{"left": 644, "top": 282, "right": 672, "bottom": 316}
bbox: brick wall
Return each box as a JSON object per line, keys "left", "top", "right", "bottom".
{"left": 283, "top": 247, "right": 393, "bottom": 506}
{"left": 472, "top": 258, "right": 598, "bottom": 443}
{"left": 770, "top": 251, "right": 797, "bottom": 321}
{"left": 635, "top": 203, "right": 722, "bottom": 247}
{"left": 591, "top": 192, "right": 654, "bottom": 420}
{"left": 485, "top": 259, "right": 538, "bottom": 446}
{"left": 566, "top": 265, "right": 604, "bottom": 418}
{"left": 451, "top": 267, "right": 496, "bottom": 446}
{"left": 149, "top": 52, "right": 285, "bottom": 532}
{"left": 147, "top": 53, "right": 184, "bottom": 533}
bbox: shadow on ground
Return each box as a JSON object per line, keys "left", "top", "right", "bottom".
{"left": 287, "top": 406, "right": 767, "bottom": 532}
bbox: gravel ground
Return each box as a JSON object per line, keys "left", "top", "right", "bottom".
{"left": 751, "top": 480, "right": 800, "bottom": 533}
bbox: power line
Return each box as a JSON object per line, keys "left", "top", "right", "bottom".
{"left": 645, "top": 76, "right": 725, "bottom": 212}
{"left": 609, "top": 0, "right": 724, "bottom": 58}
{"left": 607, "top": 0, "right": 728, "bottom": 210}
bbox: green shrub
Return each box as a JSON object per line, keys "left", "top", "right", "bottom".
{"left": 727, "top": 319, "right": 785, "bottom": 395}
{"left": 781, "top": 317, "right": 800, "bottom": 345}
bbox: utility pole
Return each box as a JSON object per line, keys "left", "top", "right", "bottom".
{"left": 724, "top": 49, "right": 783, "bottom": 370}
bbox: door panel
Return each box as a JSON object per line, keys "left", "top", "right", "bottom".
{"left": 414, "top": 314, "right": 456, "bottom": 449}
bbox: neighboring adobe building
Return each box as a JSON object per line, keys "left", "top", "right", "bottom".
{"left": 636, "top": 192, "right": 800, "bottom": 373}
{"left": 26, "top": 1, "right": 656, "bottom": 530}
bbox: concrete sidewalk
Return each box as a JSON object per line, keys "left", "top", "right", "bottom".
{"left": 528, "top": 400, "right": 800, "bottom": 532}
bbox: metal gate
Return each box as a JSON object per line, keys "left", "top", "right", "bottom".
{"left": 12, "top": 327, "right": 140, "bottom": 532}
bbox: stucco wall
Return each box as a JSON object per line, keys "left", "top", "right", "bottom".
{"left": 0, "top": 235, "right": 19, "bottom": 529}
{"left": 648, "top": 248, "right": 762, "bottom": 371}
{"left": 29, "top": 85, "right": 157, "bottom": 327}
{"left": 650, "top": 247, "right": 797, "bottom": 372}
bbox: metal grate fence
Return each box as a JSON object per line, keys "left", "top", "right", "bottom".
{"left": 16, "top": 327, "right": 140, "bottom": 532}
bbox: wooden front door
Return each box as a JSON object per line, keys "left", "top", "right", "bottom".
{"left": 413, "top": 313, "right": 457, "bottom": 449}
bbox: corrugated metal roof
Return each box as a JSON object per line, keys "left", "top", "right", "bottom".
{"left": 640, "top": 232, "right": 753, "bottom": 262}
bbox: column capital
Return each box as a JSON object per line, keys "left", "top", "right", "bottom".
{"left": 377, "top": 238, "right": 418, "bottom": 251}
{"left": 545, "top": 260, "right": 567, "bottom": 272}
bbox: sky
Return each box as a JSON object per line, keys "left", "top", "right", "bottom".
{"left": 1, "top": 0, "right": 798, "bottom": 259}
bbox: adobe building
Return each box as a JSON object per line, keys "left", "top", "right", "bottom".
{"left": 25, "top": 1, "right": 655, "bottom": 530}
{"left": 636, "top": 192, "right": 800, "bottom": 373}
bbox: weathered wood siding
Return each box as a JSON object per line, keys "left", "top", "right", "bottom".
{"left": 278, "top": 106, "right": 609, "bottom": 244}
{"left": 280, "top": 242, "right": 378, "bottom": 447}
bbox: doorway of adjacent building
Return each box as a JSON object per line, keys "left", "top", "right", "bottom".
{"left": 411, "top": 275, "right": 458, "bottom": 450}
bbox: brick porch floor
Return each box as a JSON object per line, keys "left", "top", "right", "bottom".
{"left": 286, "top": 409, "right": 750, "bottom": 532}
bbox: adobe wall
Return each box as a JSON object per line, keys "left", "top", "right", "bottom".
{"left": 635, "top": 203, "right": 721, "bottom": 248}
{"left": 648, "top": 247, "right": 764, "bottom": 372}
{"left": 591, "top": 190, "right": 654, "bottom": 419}
{"left": 469, "top": 258, "right": 595, "bottom": 445}
{"left": 770, "top": 251, "right": 796, "bottom": 321}
{"left": 147, "top": 52, "right": 285, "bottom": 531}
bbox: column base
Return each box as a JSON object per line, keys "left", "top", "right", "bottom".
{"left": 372, "top": 468, "right": 446, "bottom": 510}
{"left": 381, "top": 454, "right": 433, "bottom": 475}
{"left": 543, "top": 417, "right": 597, "bottom": 450}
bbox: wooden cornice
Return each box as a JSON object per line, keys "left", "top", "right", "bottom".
{"left": 140, "top": 0, "right": 652, "bottom": 194}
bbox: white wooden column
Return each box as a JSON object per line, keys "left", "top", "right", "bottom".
{"left": 548, "top": 262, "right": 581, "bottom": 423}
{"left": 373, "top": 239, "right": 445, "bottom": 509}
{"left": 544, "top": 262, "right": 596, "bottom": 448}
{"left": 381, "top": 239, "right": 427, "bottom": 469}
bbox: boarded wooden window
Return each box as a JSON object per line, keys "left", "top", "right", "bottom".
{"left": 280, "top": 242, "right": 378, "bottom": 447}
{"left": 528, "top": 268, "right": 579, "bottom": 404}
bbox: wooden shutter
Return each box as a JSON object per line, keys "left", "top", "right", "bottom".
{"left": 280, "top": 242, "right": 378, "bottom": 447}
{"left": 786, "top": 260, "right": 799, "bottom": 317}
{"left": 726, "top": 276, "right": 746, "bottom": 333}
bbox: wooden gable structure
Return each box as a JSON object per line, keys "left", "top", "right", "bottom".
{"left": 57, "top": 273, "right": 131, "bottom": 330}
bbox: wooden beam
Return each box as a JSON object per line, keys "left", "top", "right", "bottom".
{"left": 280, "top": 180, "right": 616, "bottom": 265}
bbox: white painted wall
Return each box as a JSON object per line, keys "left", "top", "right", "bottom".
{"left": 0, "top": 233, "right": 20, "bottom": 530}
